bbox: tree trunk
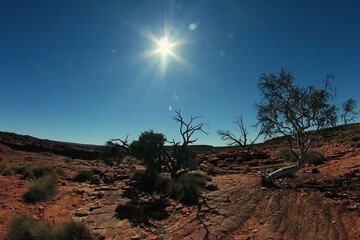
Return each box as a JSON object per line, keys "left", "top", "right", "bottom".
{"left": 262, "top": 164, "right": 300, "bottom": 182}
{"left": 262, "top": 155, "right": 304, "bottom": 184}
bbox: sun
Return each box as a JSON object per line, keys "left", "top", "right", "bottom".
{"left": 157, "top": 37, "right": 173, "bottom": 57}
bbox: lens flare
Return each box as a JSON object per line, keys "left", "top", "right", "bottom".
{"left": 157, "top": 37, "right": 172, "bottom": 57}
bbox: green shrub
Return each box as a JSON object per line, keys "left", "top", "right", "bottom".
{"left": 32, "top": 166, "right": 56, "bottom": 178}
{"left": 351, "top": 135, "right": 360, "bottom": 142}
{"left": 280, "top": 149, "right": 325, "bottom": 165}
{"left": 130, "top": 169, "right": 169, "bottom": 194}
{"left": 73, "top": 170, "right": 94, "bottom": 182}
{"left": 279, "top": 148, "right": 298, "bottom": 162}
{"left": 56, "top": 168, "right": 65, "bottom": 177}
{"left": 0, "top": 164, "right": 5, "bottom": 173}
{"left": 21, "top": 166, "right": 58, "bottom": 179}
{"left": 206, "top": 166, "right": 216, "bottom": 176}
{"left": 24, "top": 172, "right": 59, "bottom": 202}
{"left": 6, "top": 215, "right": 95, "bottom": 240}
{"left": 56, "top": 220, "right": 96, "bottom": 240}
{"left": 11, "top": 165, "right": 29, "bottom": 175}
{"left": 169, "top": 173, "right": 209, "bottom": 206}
{"left": 5, "top": 214, "right": 56, "bottom": 240}
{"left": 101, "top": 141, "right": 124, "bottom": 166}
{"left": 305, "top": 151, "right": 325, "bottom": 165}
{"left": 2, "top": 167, "right": 14, "bottom": 176}
{"left": 64, "top": 158, "right": 72, "bottom": 164}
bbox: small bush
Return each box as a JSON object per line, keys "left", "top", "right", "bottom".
{"left": 11, "top": 165, "right": 29, "bottom": 175}
{"left": 101, "top": 141, "right": 124, "bottom": 166}
{"left": 280, "top": 148, "right": 298, "bottom": 162}
{"left": 32, "top": 166, "right": 56, "bottom": 178}
{"left": 24, "top": 172, "right": 59, "bottom": 202}
{"left": 6, "top": 214, "right": 56, "bottom": 240}
{"left": 306, "top": 151, "right": 325, "bottom": 165}
{"left": 0, "top": 164, "right": 5, "bottom": 173}
{"left": 169, "top": 173, "right": 209, "bottom": 206}
{"left": 21, "top": 166, "right": 58, "bottom": 179}
{"left": 2, "top": 167, "right": 14, "bottom": 176}
{"left": 206, "top": 166, "right": 216, "bottom": 176}
{"left": 351, "top": 135, "right": 360, "bottom": 142}
{"left": 130, "top": 169, "right": 169, "bottom": 194}
{"left": 56, "top": 220, "right": 96, "bottom": 240}
{"left": 73, "top": 170, "right": 94, "bottom": 182}
{"left": 280, "top": 149, "right": 325, "bottom": 165}
{"left": 6, "top": 215, "right": 95, "bottom": 240}
{"left": 56, "top": 168, "right": 65, "bottom": 177}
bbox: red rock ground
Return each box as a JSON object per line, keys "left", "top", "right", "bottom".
{"left": 0, "top": 131, "right": 359, "bottom": 240}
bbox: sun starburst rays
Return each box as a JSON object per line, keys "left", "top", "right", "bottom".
{"left": 116, "top": 2, "right": 209, "bottom": 82}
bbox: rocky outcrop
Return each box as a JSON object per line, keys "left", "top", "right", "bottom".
{"left": 0, "top": 131, "right": 103, "bottom": 160}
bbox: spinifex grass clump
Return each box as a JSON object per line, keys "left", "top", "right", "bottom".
{"left": 130, "top": 169, "right": 170, "bottom": 195}
{"left": 22, "top": 166, "right": 62, "bottom": 179}
{"left": 2, "top": 167, "right": 14, "bottom": 176}
{"left": 11, "top": 165, "right": 29, "bottom": 175}
{"left": 280, "top": 148, "right": 325, "bottom": 166}
{"left": 23, "top": 172, "right": 59, "bottom": 202}
{"left": 73, "top": 170, "right": 95, "bottom": 182}
{"left": 169, "top": 173, "right": 210, "bottom": 206}
{"left": 6, "top": 214, "right": 96, "bottom": 240}
{"left": 56, "top": 220, "right": 96, "bottom": 240}
{"left": 6, "top": 214, "right": 56, "bottom": 240}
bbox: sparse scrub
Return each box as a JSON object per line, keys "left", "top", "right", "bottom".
{"left": 11, "top": 165, "right": 29, "bottom": 175}
{"left": 56, "top": 220, "right": 96, "bottom": 240}
{"left": 169, "top": 173, "right": 209, "bottom": 206}
{"left": 101, "top": 140, "right": 124, "bottom": 166}
{"left": 6, "top": 214, "right": 95, "bottom": 240}
{"left": 206, "top": 166, "right": 216, "bottom": 176}
{"left": 280, "top": 149, "right": 325, "bottom": 165}
{"left": 6, "top": 214, "right": 56, "bottom": 240}
{"left": 64, "top": 158, "right": 72, "bottom": 164}
{"left": 243, "top": 166, "right": 251, "bottom": 173}
{"left": 22, "top": 166, "right": 59, "bottom": 179}
{"left": 73, "top": 170, "right": 94, "bottom": 182}
{"left": 0, "top": 164, "right": 5, "bottom": 173}
{"left": 2, "top": 167, "right": 14, "bottom": 176}
{"left": 32, "top": 166, "right": 55, "bottom": 178}
{"left": 24, "top": 172, "right": 59, "bottom": 202}
{"left": 351, "top": 135, "right": 360, "bottom": 142}
{"left": 130, "top": 169, "right": 169, "bottom": 194}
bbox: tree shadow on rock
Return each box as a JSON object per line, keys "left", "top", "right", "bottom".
{"left": 115, "top": 198, "right": 170, "bottom": 227}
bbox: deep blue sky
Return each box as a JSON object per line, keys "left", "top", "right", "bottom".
{"left": 1, "top": 0, "right": 359, "bottom": 146}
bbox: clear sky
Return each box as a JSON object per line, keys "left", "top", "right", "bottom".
{"left": 1, "top": 0, "right": 359, "bottom": 146}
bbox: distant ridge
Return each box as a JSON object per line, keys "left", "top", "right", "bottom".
{"left": 0, "top": 131, "right": 103, "bottom": 160}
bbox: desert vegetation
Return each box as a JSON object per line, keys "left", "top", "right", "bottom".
{"left": 107, "top": 110, "right": 210, "bottom": 205}
{"left": 255, "top": 69, "right": 357, "bottom": 184}
{"left": 0, "top": 69, "right": 359, "bottom": 240}
{"left": 6, "top": 214, "right": 95, "bottom": 240}
{"left": 23, "top": 171, "right": 59, "bottom": 202}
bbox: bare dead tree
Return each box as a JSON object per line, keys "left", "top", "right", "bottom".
{"left": 163, "top": 109, "right": 208, "bottom": 179}
{"left": 109, "top": 135, "right": 131, "bottom": 155}
{"left": 217, "top": 115, "right": 261, "bottom": 149}
{"left": 256, "top": 69, "right": 358, "bottom": 184}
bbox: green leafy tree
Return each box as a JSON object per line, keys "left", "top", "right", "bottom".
{"left": 256, "top": 69, "right": 357, "bottom": 183}
{"left": 129, "top": 130, "right": 167, "bottom": 172}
